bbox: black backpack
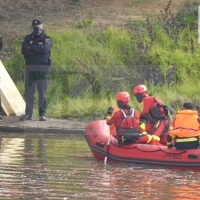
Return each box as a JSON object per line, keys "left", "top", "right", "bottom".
{"left": 150, "top": 97, "right": 168, "bottom": 119}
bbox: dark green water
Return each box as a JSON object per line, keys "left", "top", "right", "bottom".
{"left": 0, "top": 133, "right": 200, "bottom": 200}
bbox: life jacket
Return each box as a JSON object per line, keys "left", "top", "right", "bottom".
{"left": 169, "top": 110, "right": 200, "bottom": 138}
{"left": 168, "top": 110, "right": 200, "bottom": 149}
{"left": 116, "top": 108, "right": 140, "bottom": 144}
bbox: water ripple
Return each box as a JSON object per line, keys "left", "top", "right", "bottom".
{"left": 0, "top": 134, "right": 200, "bottom": 199}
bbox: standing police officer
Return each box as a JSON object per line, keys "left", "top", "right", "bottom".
{"left": 20, "top": 19, "right": 52, "bottom": 121}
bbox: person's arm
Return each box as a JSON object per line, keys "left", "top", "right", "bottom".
{"left": 0, "top": 37, "right": 3, "bottom": 50}
{"left": 21, "top": 35, "right": 36, "bottom": 56}
{"left": 140, "top": 96, "right": 154, "bottom": 122}
{"left": 140, "top": 113, "right": 149, "bottom": 122}
{"left": 134, "top": 109, "right": 140, "bottom": 119}
{"left": 106, "top": 107, "right": 115, "bottom": 125}
{"left": 29, "top": 35, "right": 52, "bottom": 55}
{"left": 140, "top": 100, "right": 150, "bottom": 122}
{"left": 106, "top": 109, "right": 120, "bottom": 126}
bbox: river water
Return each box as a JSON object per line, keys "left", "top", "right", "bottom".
{"left": 0, "top": 133, "right": 200, "bottom": 200}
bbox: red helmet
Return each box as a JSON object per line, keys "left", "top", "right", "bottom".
{"left": 133, "top": 84, "right": 147, "bottom": 95}
{"left": 115, "top": 92, "right": 130, "bottom": 105}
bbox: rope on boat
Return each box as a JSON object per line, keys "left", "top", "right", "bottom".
{"left": 111, "top": 141, "right": 187, "bottom": 154}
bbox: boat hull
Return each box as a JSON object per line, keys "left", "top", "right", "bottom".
{"left": 85, "top": 120, "right": 200, "bottom": 170}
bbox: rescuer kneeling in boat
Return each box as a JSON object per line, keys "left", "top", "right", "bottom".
{"left": 167, "top": 102, "right": 200, "bottom": 149}
{"left": 132, "top": 84, "right": 173, "bottom": 145}
{"left": 106, "top": 91, "right": 157, "bottom": 146}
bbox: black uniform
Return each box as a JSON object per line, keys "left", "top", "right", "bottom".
{"left": 21, "top": 30, "right": 52, "bottom": 119}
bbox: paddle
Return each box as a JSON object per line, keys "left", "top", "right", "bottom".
{"left": 104, "top": 105, "right": 119, "bottom": 164}
{"left": 167, "top": 106, "right": 174, "bottom": 123}
{"left": 104, "top": 132, "right": 111, "bottom": 164}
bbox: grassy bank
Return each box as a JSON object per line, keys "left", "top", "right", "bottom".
{"left": 1, "top": 1, "right": 200, "bottom": 121}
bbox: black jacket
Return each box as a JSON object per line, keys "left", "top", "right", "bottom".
{"left": 21, "top": 31, "right": 52, "bottom": 65}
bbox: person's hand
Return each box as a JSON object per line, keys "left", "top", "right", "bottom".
{"left": 107, "top": 106, "right": 114, "bottom": 115}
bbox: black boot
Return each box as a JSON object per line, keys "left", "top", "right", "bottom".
{"left": 20, "top": 115, "right": 32, "bottom": 121}
{"left": 39, "top": 115, "right": 46, "bottom": 121}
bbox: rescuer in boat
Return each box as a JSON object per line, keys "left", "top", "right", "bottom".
{"left": 167, "top": 102, "right": 200, "bottom": 149}
{"left": 106, "top": 91, "right": 157, "bottom": 145}
{"left": 132, "top": 84, "right": 173, "bottom": 145}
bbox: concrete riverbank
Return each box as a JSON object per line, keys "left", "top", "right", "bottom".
{"left": 0, "top": 116, "right": 88, "bottom": 134}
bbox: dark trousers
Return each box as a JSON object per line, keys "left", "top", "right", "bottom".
{"left": 24, "top": 65, "right": 49, "bottom": 117}
{"left": 175, "top": 137, "right": 199, "bottom": 150}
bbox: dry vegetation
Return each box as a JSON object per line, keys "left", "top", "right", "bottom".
{"left": 1, "top": 0, "right": 186, "bottom": 45}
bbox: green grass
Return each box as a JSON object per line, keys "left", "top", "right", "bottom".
{"left": 2, "top": 3, "right": 200, "bottom": 120}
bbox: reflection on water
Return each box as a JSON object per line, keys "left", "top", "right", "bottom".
{"left": 0, "top": 133, "right": 200, "bottom": 200}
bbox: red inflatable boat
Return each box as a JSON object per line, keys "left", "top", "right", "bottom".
{"left": 85, "top": 119, "right": 200, "bottom": 170}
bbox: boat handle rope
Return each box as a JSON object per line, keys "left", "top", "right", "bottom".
{"left": 111, "top": 141, "right": 187, "bottom": 154}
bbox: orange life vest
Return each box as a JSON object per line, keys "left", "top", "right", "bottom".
{"left": 169, "top": 110, "right": 200, "bottom": 137}
{"left": 115, "top": 108, "right": 141, "bottom": 144}
{"left": 117, "top": 108, "right": 139, "bottom": 134}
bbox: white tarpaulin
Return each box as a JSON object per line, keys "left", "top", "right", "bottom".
{"left": 0, "top": 60, "right": 25, "bottom": 116}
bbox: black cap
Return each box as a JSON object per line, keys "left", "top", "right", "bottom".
{"left": 183, "top": 102, "right": 194, "bottom": 110}
{"left": 32, "top": 19, "right": 42, "bottom": 27}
